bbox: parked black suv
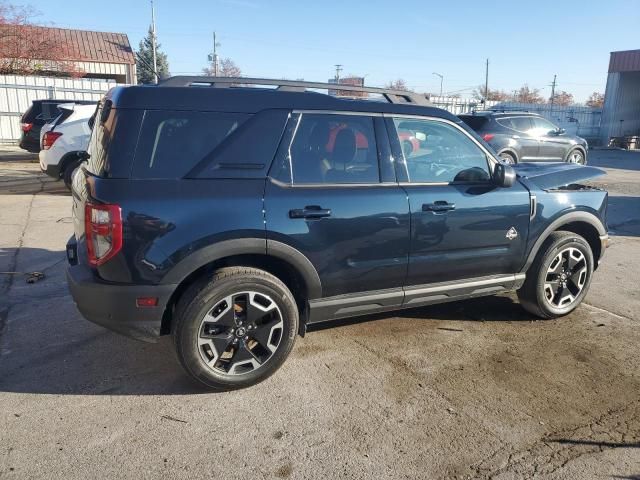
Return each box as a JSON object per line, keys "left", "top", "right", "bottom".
{"left": 67, "top": 77, "right": 609, "bottom": 390}
{"left": 459, "top": 111, "right": 589, "bottom": 165}
{"left": 19, "top": 99, "right": 95, "bottom": 153}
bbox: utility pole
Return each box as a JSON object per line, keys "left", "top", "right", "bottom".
{"left": 432, "top": 72, "right": 443, "bottom": 96}
{"left": 334, "top": 64, "right": 343, "bottom": 81}
{"left": 213, "top": 32, "right": 219, "bottom": 76}
{"left": 549, "top": 74, "right": 557, "bottom": 106}
{"left": 151, "top": 0, "right": 158, "bottom": 83}
{"left": 484, "top": 58, "right": 489, "bottom": 103}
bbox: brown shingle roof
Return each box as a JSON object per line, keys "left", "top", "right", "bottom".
{"left": 0, "top": 25, "right": 135, "bottom": 64}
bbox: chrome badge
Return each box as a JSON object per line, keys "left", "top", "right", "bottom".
{"left": 506, "top": 227, "right": 518, "bottom": 240}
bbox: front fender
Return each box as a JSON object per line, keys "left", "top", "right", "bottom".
{"left": 520, "top": 209, "right": 606, "bottom": 273}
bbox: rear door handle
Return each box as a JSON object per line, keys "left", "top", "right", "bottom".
{"left": 422, "top": 201, "right": 456, "bottom": 212}
{"left": 289, "top": 206, "right": 332, "bottom": 219}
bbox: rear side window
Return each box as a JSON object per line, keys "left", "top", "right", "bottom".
{"left": 498, "top": 117, "right": 533, "bottom": 133}
{"left": 289, "top": 113, "right": 380, "bottom": 184}
{"left": 459, "top": 115, "right": 488, "bottom": 131}
{"left": 132, "top": 111, "right": 249, "bottom": 179}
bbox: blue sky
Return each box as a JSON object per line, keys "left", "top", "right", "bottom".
{"left": 25, "top": 0, "right": 640, "bottom": 101}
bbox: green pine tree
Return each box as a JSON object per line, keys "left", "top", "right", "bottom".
{"left": 136, "top": 26, "right": 170, "bottom": 84}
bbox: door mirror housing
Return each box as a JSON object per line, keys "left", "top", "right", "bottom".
{"left": 493, "top": 162, "right": 516, "bottom": 188}
{"left": 550, "top": 127, "right": 565, "bottom": 136}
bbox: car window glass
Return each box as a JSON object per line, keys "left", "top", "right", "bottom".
{"left": 392, "top": 118, "right": 491, "bottom": 183}
{"left": 40, "top": 103, "right": 60, "bottom": 121}
{"left": 531, "top": 117, "right": 557, "bottom": 136}
{"left": 508, "top": 117, "right": 533, "bottom": 133}
{"left": 132, "top": 110, "right": 249, "bottom": 179}
{"left": 290, "top": 114, "right": 379, "bottom": 184}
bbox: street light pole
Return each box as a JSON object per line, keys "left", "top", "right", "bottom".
{"left": 432, "top": 72, "right": 443, "bottom": 96}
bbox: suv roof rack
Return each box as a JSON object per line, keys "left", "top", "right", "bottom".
{"left": 158, "top": 76, "right": 431, "bottom": 106}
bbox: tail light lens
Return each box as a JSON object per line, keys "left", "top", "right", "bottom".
{"left": 21, "top": 122, "right": 33, "bottom": 132}
{"left": 85, "top": 203, "right": 122, "bottom": 266}
{"left": 482, "top": 133, "right": 495, "bottom": 142}
{"left": 42, "top": 131, "right": 62, "bottom": 150}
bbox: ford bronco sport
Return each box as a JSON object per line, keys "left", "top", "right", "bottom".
{"left": 66, "top": 77, "right": 609, "bottom": 390}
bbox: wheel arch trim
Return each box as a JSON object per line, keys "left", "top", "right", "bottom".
{"left": 161, "top": 238, "right": 322, "bottom": 299}
{"left": 520, "top": 211, "right": 606, "bottom": 273}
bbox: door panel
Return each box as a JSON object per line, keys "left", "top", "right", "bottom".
{"left": 264, "top": 112, "right": 410, "bottom": 298}
{"left": 386, "top": 115, "right": 531, "bottom": 286}
{"left": 498, "top": 117, "right": 540, "bottom": 160}
{"left": 403, "top": 182, "right": 530, "bottom": 285}
{"left": 265, "top": 182, "right": 410, "bottom": 297}
{"left": 532, "top": 117, "right": 567, "bottom": 160}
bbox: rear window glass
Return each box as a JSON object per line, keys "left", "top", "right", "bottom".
{"left": 86, "top": 104, "right": 143, "bottom": 178}
{"left": 458, "top": 115, "right": 488, "bottom": 131}
{"left": 132, "top": 111, "right": 250, "bottom": 179}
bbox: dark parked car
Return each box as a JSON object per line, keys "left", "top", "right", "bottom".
{"left": 66, "top": 78, "right": 609, "bottom": 391}
{"left": 459, "top": 111, "right": 589, "bottom": 165}
{"left": 19, "top": 99, "right": 95, "bottom": 153}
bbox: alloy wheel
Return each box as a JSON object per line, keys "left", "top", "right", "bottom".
{"left": 568, "top": 151, "right": 585, "bottom": 164}
{"left": 543, "top": 247, "right": 588, "bottom": 308}
{"left": 499, "top": 153, "right": 515, "bottom": 164}
{"left": 197, "top": 291, "right": 284, "bottom": 375}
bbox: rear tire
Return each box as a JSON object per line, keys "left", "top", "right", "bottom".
{"left": 517, "top": 231, "right": 594, "bottom": 319}
{"left": 62, "top": 159, "right": 83, "bottom": 189}
{"left": 173, "top": 267, "right": 299, "bottom": 391}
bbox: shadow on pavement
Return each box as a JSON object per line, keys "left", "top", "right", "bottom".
{"left": 0, "top": 246, "right": 544, "bottom": 397}
{"left": 309, "top": 294, "right": 538, "bottom": 334}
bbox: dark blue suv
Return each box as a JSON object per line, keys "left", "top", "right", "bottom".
{"left": 66, "top": 77, "right": 609, "bottom": 390}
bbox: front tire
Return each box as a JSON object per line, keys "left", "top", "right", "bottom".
{"left": 567, "top": 149, "right": 586, "bottom": 165}
{"left": 517, "top": 231, "right": 594, "bottom": 319}
{"left": 173, "top": 267, "right": 299, "bottom": 391}
{"left": 499, "top": 151, "right": 517, "bottom": 164}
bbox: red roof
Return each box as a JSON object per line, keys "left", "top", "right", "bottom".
{"left": 0, "top": 25, "right": 135, "bottom": 65}
{"left": 609, "top": 49, "right": 640, "bottom": 73}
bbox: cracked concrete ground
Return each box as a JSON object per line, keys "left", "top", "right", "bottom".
{"left": 0, "top": 146, "right": 639, "bottom": 479}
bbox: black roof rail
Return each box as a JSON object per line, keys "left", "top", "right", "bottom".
{"left": 158, "top": 76, "right": 431, "bottom": 106}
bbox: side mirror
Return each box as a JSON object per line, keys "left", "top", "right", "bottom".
{"left": 493, "top": 162, "right": 516, "bottom": 188}
{"left": 551, "top": 127, "right": 565, "bottom": 135}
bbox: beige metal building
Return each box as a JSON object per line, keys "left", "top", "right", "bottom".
{"left": 601, "top": 49, "right": 640, "bottom": 144}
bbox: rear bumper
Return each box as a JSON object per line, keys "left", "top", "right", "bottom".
{"left": 66, "top": 259, "right": 177, "bottom": 343}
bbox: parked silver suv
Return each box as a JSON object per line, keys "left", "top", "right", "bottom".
{"left": 459, "top": 111, "right": 588, "bottom": 165}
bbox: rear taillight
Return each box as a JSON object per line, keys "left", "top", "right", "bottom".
{"left": 482, "top": 133, "right": 495, "bottom": 142}
{"left": 21, "top": 122, "right": 33, "bottom": 132}
{"left": 85, "top": 203, "right": 122, "bottom": 266}
{"left": 42, "top": 131, "right": 62, "bottom": 150}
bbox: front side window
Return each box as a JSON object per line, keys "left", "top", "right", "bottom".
{"left": 530, "top": 117, "right": 558, "bottom": 136}
{"left": 289, "top": 113, "right": 380, "bottom": 184}
{"left": 392, "top": 118, "right": 491, "bottom": 183}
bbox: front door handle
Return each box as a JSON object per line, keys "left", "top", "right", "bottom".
{"left": 422, "top": 201, "right": 456, "bottom": 213}
{"left": 289, "top": 206, "right": 332, "bottom": 219}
